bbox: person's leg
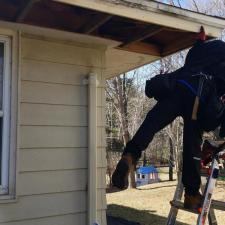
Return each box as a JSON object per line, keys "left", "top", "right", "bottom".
{"left": 112, "top": 92, "right": 183, "bottom": 189}
{"left": 123, "top": 93, "right": 183, "bottom": 160}
{"left": 181, "top": 92, "right": 203, "bottom": 210}
{"left": 182, "top": 119, "right": 203, "bottom": 195}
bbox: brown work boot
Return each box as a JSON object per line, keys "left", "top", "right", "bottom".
{"left": 112, "top": 153, "right": 136, "bottom": 190}
{"left": 184, "top": 192, "right": 203, "bottom": 211}
{"left": 201, "top": 140, "right": 216, "bottom": 166}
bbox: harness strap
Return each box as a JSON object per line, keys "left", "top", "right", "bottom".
{"left": 192, "top": 77, "right": 205, "bottom": 120}
{"left": 192, "top": 97, "right": 199, "bottom": 120}
{"left": 178, "top": 74, "right": 206, "bottom": 120}
{"left": 177, "top": 79, "right": 198, "bottom": 96}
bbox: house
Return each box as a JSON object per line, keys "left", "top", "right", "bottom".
{"left": 136, "top": 166, "right": 159, "bottom": 186}
{"left": 0, "top": 0, "right": 224, "bottom": 225}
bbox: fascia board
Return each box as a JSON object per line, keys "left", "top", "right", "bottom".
{"left": 55, "top": 0, "right": 225, "bottom": 37}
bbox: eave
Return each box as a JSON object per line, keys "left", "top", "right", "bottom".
{"left": 0, "top": 0, "right": 224, "bottom": 78}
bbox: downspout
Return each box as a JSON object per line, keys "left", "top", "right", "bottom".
{"left": 87, "top": 73, "right": 98, "bottom": 225}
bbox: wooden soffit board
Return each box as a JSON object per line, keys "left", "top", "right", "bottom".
{"left": 0, "top": 0, "right": 225, "bottom": 59}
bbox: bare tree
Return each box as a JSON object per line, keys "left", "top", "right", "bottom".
{"left": 106, "top": 74, "right": 137, "bottom": 188}
{"left": 106, "top": 0, "right": 225, "bottom": 188}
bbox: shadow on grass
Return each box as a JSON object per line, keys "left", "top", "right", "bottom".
{"left": 107, "top": 215, "right": 140, "bottom": 225}
{"left": 136, "top": 184, "right": 177, "bottom": 191}
{"left": 106, "top": 181, "right": 177, "bottom": 193}
{"left": 107, "top": 204, "right": 190, "bottom": 225}
{"left": 158, "top": 180, "right": 177, "bottom": 183}
{"left": 106, "top": 187, "right": 125, "bottom": 194}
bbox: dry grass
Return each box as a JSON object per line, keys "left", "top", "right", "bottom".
{"left": 107, "top": 177, "right": 225, "bottom": 225}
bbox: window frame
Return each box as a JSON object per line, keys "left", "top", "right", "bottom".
{"left": 0, "top": 29, "right": 18, "bottom": 201}
{"left": 0, "top": 36, "right": 11, "bottom": 195}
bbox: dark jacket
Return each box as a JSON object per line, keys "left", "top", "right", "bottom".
{"left": 145, "top": 40, "right": 225, "bottom": 136}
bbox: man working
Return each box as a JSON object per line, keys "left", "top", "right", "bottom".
{"left": 112, "top": 33, "right": 225, "bottom": 210}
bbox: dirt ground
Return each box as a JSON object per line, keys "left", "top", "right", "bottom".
{"left": 107, "top": 176, "right": 225, "bottom": 225}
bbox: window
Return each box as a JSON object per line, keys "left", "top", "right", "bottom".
{"left": 0, "top": 36, "right": 11, "bottom": 195}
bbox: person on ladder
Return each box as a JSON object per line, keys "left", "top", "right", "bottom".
{"left": 112, "top": 26, "right": 225, "bottom": 211}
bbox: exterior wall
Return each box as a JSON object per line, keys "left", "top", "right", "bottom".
{"left": 0, "top": 34, "right": 106, "bottom": 225}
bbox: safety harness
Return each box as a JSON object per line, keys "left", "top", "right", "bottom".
{"left": 177, "top": 74, "right": 206, "bottom": 120}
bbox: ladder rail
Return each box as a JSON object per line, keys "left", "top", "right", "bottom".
{"left": 201, "top": 174, "right": 217, "bottom": 225}
{"left": 166, "top": 159, "right": 225, "bottom": 225}
{"left": 166, "top": 172, "right": 183, "bottom": 225}
{"left": 197, "top": 156, "right": 220, "bottom": 225}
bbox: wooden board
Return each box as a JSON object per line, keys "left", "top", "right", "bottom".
{"left": 0, "top": 212, "right": 86, "bottom": 225}
{"left": 22, "top": 59, "right": 94, "bottom": 85}
{"left": 0, "top": 191, "right": 86, "bottom": 223}
{"left": 19, "top": 147, "right": 106, "bottom": 172}
{"left": 22, "top": 37, "right": 102, "bottom": 68}
{"left": 21, "top": 81, "right": 105, "bottom": 107}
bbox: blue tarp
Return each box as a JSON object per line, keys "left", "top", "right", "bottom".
{"left": 137, "top": 166, "right": 158, "bottom": 174}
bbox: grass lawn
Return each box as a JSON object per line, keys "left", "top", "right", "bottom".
{"left": 107, "top": 176, "right": 225, "bottom": 225}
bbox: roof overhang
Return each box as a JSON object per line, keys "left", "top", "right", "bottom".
{"left": 0, "top": 0, "right": 224, "bottom": 78}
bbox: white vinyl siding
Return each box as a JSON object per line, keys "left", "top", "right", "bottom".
{"left": 0, "top": 36, "right": 106, "bottom": 225}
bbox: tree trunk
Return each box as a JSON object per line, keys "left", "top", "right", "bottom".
{"left": 128, "top": 164, "right": 136, "bottom": 188}
{"left": 169, "top": 137, "right": 174, "bottom": 181}
{"left": 123, "top": 75, "right": 136, "bottom": 188}
{"left": 143, "top": 151, "right": 147, "bottom": 166}
{"left": 117, "top": 76, "right": 130, "bottom": 145}
{"left": 106, "top": 151, "right": 112, "bottom": 187}
{"left": 115, "top": 75, "right": 136, "bottom": 188}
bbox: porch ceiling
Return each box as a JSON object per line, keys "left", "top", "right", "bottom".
{"left": 0, "top": 0, "right": 225, "bottom": 78}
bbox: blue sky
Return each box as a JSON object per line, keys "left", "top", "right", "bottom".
{"left": 159, "top": 0, "right": 191, "bottom": 10}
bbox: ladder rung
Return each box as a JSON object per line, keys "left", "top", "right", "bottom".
{"left": 201, "top": 171, "right": 225, "bottom": 177}
{"left": 170, "top": 200, "right": 199, "bottom": 214}
{"left": 211, "top": 200, "right": 225, "bottom": 211}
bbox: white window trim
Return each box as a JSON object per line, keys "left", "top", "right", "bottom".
{"left": 0, "top": 36, "right": 11, "bottom": 195}
{"left": 0, "top": 28, "right": 19, "bottom": 202}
